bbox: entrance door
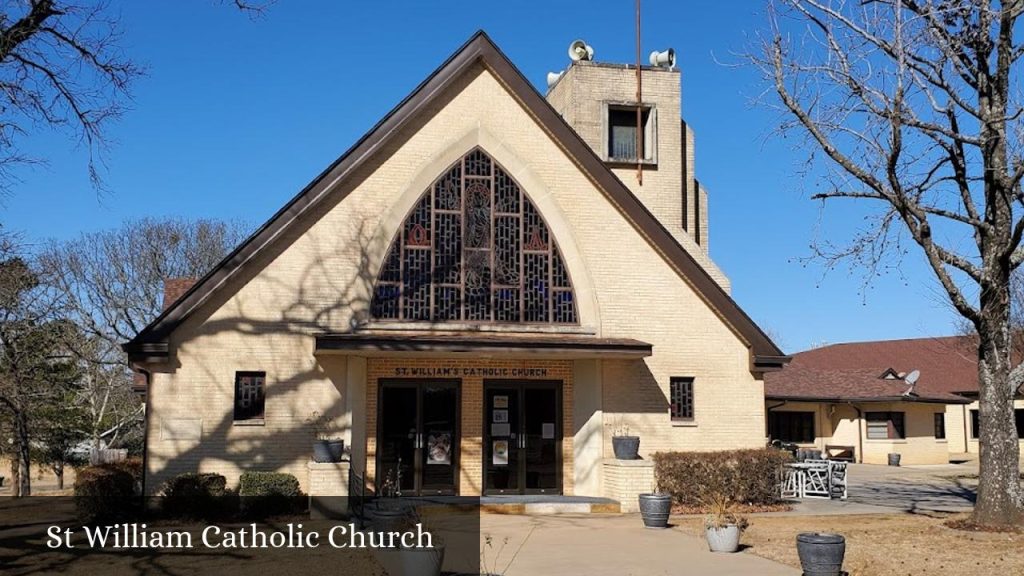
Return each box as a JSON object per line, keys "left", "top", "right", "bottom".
{"left": 378, "top": 380, "right": 459, "bottom": 496}
{"left": 484, "top": 381, "right": 562, "bottom": 495}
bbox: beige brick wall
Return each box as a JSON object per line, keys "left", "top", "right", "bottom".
{"left": 766, "top": 401, "right": 952, "bottom": 465}
{"left": 143, "top": 64, "right": 767, "bottom": 496}
{"left": 546, "top": 61, "right": 726, "bottom": 290}
{"left": 602, "top": 459, "right": 655, "bottom": 513}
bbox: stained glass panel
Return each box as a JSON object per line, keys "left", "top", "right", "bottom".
{"left": 370, "top": 148, "right": 577, "bottom": 324}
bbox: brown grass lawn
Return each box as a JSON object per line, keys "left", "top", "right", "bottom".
{"left": 676, "top": 513, "right": 1024, "bottom": 576}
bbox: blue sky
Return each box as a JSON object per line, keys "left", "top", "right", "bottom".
{"left": 0, "top": 0, "right": 962, "bottom": 352}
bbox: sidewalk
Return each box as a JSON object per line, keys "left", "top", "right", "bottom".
{"left": 478, "top": 513, "right": 800, "bottom": 576}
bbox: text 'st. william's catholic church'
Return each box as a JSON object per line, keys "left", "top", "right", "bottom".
{"left": 125, "top": 32, "right": 787, "bottom": 506}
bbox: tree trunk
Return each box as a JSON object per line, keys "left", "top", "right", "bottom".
{"left": 973, "top": 313, "right": 1024, "bottom": 526}
{"left": 9, "top": 456, "right": 18, "bottom": 495}
{"left": 14, "top": 410, "right": 30, "bottom": 497}
{"left": 54, "top": 461, "right": 64, "bottom": 491}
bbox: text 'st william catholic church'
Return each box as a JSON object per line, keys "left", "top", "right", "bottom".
{"left": 125, "top": 32, "right": 788, "bottom": 505}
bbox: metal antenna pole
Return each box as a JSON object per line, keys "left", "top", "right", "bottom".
{"left": 635, "top": 0, "right": 643, "bottom": 186}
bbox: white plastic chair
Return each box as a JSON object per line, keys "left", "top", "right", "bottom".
{"left": 802, "top": 463, "right": 831, "bottom": 499}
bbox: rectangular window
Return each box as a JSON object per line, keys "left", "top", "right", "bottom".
{"left": 234, "top": 371, "right": 266, "bottom": 421}
{"left": 934, "top": 413, "right": 946, "bottom": 439}
{"left": 866, "top": 411, "right": 905, "bottom": 440}
{"left": 973, "top": 408, "right": 1024, "bottom": 438}
{"left": 669, "top": 377, "right": 694, "bottom": 421}
{"left": 768, "top": 411, "right": 815, "bottom": 443}
{"left": 607, "top": 105, "right": 654, "bottom": 162}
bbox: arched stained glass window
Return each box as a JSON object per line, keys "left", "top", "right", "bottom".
{"left": 371, "top": 148, "right": 578, "bottom": 324}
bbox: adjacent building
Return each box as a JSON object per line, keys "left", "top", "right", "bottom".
{"left": 764, "top": 336, "right": 1024, "bottom": 465}
{"left": 124, "top": 32, "right": 787, "bottom": 500}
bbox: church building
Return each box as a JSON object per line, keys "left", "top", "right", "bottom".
{"left": 125, "top": 32, "right": 787, "bottom": 503}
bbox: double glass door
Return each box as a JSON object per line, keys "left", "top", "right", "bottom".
{"left": 378, "top": 380, "right": 459, "bottom": 496}
{"left": 483, "top": 381, "right": 562, "bottom": 495}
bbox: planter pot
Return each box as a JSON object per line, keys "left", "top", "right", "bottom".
{"left": 367, "top": 503, "right": 408, "bottom": 532}
{"left": 705, "top": 525, "right": 742, "bottom": 553}
{"left": 374, "top": 544, "right": 445, "bottom": 576}
{"left": 638, "top": 493, "right": 672, "bottom": 529}
{"left": 612, "top": 436, "right": 640, "bottom": 460}
{"left": 796, "top": 532, "right": 846, "bottom": 576}
{"left": 312, "top": 439, "right": 344, "bottom": 463}
{"left": 887, "top": 453, "right": 901, "bottom": 467}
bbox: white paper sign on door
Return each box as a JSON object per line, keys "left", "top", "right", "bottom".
{"left": 493, "top": 440, "right": 509, "bottom": 465}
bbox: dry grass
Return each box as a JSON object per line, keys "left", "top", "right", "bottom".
{"left": 676, "top": 513, "right": 1024, "bottom": 576}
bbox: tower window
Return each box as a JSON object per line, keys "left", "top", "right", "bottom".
{"left": 606, "top": 105, "right": 655, "bottom": 163}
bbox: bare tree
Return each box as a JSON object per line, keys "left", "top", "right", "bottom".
{"left": 0, "top": 0, "right": 270, "bottom": 192}
{"left": 749, "top": 0, "right": 1024, "bottom": 526}
{"left": 39, "top": 217, "right": 250, "bottom": 454}
{"left": 0, "top": 239, "right": 76, "bottom": 497}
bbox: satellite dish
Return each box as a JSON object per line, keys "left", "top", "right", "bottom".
{"left": 568, "top": 39, "right": 594, "bottom": 62}
{"left": 905, "top": 370, "right": 920, "bottom": 385}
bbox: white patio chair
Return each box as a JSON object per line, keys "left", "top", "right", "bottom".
{"left": 802, "top": 463, "right": 831, "bottom": 499}
{"left": 828, "top": 461, "right": 848, "bottom": 500}
{"left": 779, "top": 465, "right": 801, "bottom": 499}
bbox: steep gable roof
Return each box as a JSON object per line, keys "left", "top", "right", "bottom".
{"left": 124, "top": 31, "right": 786, "bottom": 370}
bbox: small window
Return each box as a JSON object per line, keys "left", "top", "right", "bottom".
{"left": 769, "top": 411, "right": 815, "bottom": 443}
{"left": 934, "top": 413, "right": 946, "bottom": 439}
{"left": 866, "top": 412, "right": 905, "bottom": 439}
{"left": 973, "top": 408, "right": 1024, "bottom": 438}
{"left": 234, "top": 371, "right": 266, "bottom": 421}
{"left": 669, "top": 377, "right": 694, "bottom": 421}
{"left": 607, "top": 105, "right": 654, "bottom": 162}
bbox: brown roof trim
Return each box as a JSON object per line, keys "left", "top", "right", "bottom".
{"left": 315, "top": 333, "right": 652, "bottom": 358}
{"left": 765, "top": 394, "right": 971, "bottom": 405}
{"left": 124, "top": 30, "right": 785, "bottom": 365}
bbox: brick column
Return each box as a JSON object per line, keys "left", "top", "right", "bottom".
{"left": 601, "top": 459, "right": 655, "bottom": 513}
{"left": 308, "top": 460, "right": 350, "bottom": 519}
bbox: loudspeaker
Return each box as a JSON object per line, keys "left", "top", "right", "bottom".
{"left": 546, "top": 70, "right": 565, "bottom": 88}
{"left": 568, "top": 39, "right": 595, "bottom": 62}
{"left": 649, "top": 48, "right": 676, "bottom": 69}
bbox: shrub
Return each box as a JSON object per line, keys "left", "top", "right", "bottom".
{"left": 652, "top": 448, "right": 792, "bottom": 507}
{"left": 107, "top": 457, "right": 144, "bottom": 481}
{"left": 74, "top": 465, "right": 138, "bottom": 523}
{"left": 239, "top": 472, "right": 303, "bottom": 518}
{"left": 161, "top": 473, "right": 229, "bottom": 519}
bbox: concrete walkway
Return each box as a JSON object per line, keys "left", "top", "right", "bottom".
{"left": 478, "top": 513, "right": 799, "bottom": 576}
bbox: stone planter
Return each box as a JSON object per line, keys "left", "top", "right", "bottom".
{"left": 312, "top": 439, "right": 344, "bottom": 463}
{"left": 887, "top": 452, "right": 901, "bottom": 467}
{"left": 638, "top": 493, "right": 672, "bottom": 529}
{"left": 367, "top": 503, "right": 409, "bottom": 532}
{"left": 374, "top": 544, "right": 445, "bottom": 576}
{"left": 612, "top": 436, "right": 640, "bottom": 460}
{"left": 705, "top": 525, "right": 742, "bottom": 553}
{"left": 796, "top": 532, "right": 846, "bottom": 576}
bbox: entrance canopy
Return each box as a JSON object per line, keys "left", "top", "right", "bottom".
{"left": 314, "top": 332, "right": 652, "bottom": 359}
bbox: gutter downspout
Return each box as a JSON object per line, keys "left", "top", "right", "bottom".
{"left": 130, "top": 365, "right": 152, "bottom": 504}
{"left": 765, "top": 401, "right": 787, "bottom": 441}
{"left": 852, "top": 403, "right": 864, "bottom": 463}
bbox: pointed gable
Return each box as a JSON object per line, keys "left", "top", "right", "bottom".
{"left": 124, "top": 31, "right": 785, "bottom": 370}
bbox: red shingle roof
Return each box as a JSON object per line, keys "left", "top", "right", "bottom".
{"left": 764, "top": 336, "right": 976, "bottom": 404}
